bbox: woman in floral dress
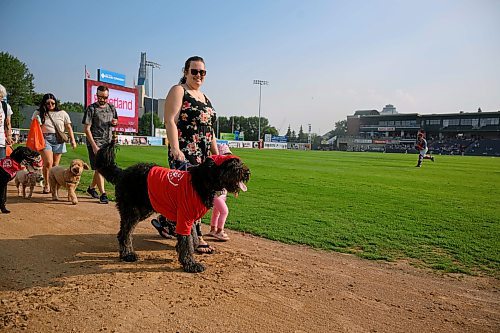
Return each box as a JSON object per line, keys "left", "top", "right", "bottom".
{"left": 153, "top": 56, "right": 219, "bottom": 253}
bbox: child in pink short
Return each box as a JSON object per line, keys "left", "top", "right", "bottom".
{"left": 208, "top": 143, "right": 233, "bottom": 241}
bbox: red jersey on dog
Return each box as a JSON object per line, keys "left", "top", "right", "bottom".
{"left": 147, "top": 166, "right": 208, "bottom": 236}
{"left": 0, "top": 157, "right": 23, "bottom": 179}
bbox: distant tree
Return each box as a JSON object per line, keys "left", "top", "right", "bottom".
{"left": 31, "top": 92, "right": 46, "bottom": 107}
{"left": 336, "top": 120, "right": 347, "bottom": 135}
{"left": 138, "top": 113, "right": 163, "bottom": 136}
{"left": 310, "top": 133, "right": 323, "bottom": 150}
{"left": 325, "top": 119, "right": 347, "bottom": 139}
{"left": 30, "top": 94, "right": 84, "bottom": 114}
{"left": 290, "top": 130, "right": 297, "bottom": 142}
{"left": 216, "top": 116, "right": 230, "bottom": 135}
{"left": 215, "top": 115, "right": 278, "bottom": 140}
{"left": 297, "top": 125, "right": 308, "bottom": 142}
{"left": 230, "top": 116, "right": 275, "bottom": 141}
{"left": 0, "top": 52, "right": 35, "bottom": 127}
{"left": 263, "top": 125, "right": 278, "bottom": 137}
{"left": 285, "top": 125, "right": 292, "bottom": 138}
{"left": 60, "top": 102, "right": 84, "bottom": 113}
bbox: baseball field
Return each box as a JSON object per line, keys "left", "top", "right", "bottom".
{"left": 64, "top": 145, "right": 500, "bottom": 277}
{"left": 2, "top": 146, "right": 499, "bottom": 332}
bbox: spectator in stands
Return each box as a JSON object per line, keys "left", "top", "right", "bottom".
{"left": 415, "top": 133, "right": 435, "bottom": 167}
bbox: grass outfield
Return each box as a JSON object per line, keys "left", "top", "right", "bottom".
{"left": 59, "top": 145, "right": 499, "bottom": 277}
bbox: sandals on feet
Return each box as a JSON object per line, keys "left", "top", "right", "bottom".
{"left": 151, "top": 219, "right": 174, "bottom": 239}
{"left": 196, "top": 244, "right": 214, "bottom": 254}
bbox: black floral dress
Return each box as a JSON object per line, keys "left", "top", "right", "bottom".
{"left": 168, "top": 87, "right": 216, "bottom": 166}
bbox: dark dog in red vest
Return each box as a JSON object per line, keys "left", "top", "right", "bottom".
{"left": 95, "top": 141, "right": 250, "bottom": 273}
{"left": 0, "top": 146, "right": 42, "bottom": 213}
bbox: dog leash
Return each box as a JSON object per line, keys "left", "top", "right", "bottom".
{"left": 170, "top": 160, "right": 192, "bottom": 171}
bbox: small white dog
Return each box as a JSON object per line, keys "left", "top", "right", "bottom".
{"left": 49, "top": 159, "right": 89, "bottom": 205}
{"left": 15, "top": 169, "right": 44, "bottom": 198}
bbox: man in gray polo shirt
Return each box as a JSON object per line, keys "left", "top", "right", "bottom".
{"left": 82, "top": 85, "right": 118, "bottom": 204}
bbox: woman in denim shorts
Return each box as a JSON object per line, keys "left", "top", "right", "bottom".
{"left": 32, "top": 94, "right": 77, "bottom": 193}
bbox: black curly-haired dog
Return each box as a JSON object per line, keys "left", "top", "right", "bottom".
{"left": 0, "top": 146, "right": 42, "bottom": 214}
{"left": 95, "top": 141, "right": 250, "bottom": 273}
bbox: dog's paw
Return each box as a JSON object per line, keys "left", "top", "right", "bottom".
{"left": 71, "top": 200, "right": 78, "bottom": 205}
{"left": 183, "top": 262, "right": 205, "bottom": 273}
{"left": 121, "top": 253, "right": 138, "bottom": 262}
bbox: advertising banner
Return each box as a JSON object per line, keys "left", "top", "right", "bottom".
{"left": 85, "top": 79, "right": 138, "bottom": 133}
{"left": 216, "top": 140, "right": 253, "bottom": 149}
{"left": 116, "top": 135, "right": 162, "bottom": 146}
{"left": 98, "top": 69, "right": 126, "bottom": 86}
{"left": 271, "top": 135, "right": 288, "bottom": 143}
{"left": 264, "top": 142, "right": 287, "bottom": 149}
{"left": 354, "top": 139, "right": 372, "bottom": 144}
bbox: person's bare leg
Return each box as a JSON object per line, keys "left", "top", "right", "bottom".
{"left": 95, "top": 171, "right": 105, "bottom": 195}
{"left": 40, "top": 149, "right": 53, "bottom": 192}
{"left": 53, "top": 153, "right": 62, "bottom": 166}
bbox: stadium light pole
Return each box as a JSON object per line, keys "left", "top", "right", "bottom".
{"left": 145, "top": 60, "right": 161, "bottom": 137}
{"left": 308, "top": 123, "right": 312, "bottom": 145}
{"left": 253, "top": 80, "right": 269, "bottom": 141}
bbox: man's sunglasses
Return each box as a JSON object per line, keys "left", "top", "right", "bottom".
{"left": 97, "top": 95, "right": 109, "bottom": 100}
{"left": 190, "top": 69, "right": 206, "bottom": 76}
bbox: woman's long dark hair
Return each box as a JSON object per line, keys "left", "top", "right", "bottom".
{"left": 179, "top": 56, "right": 205, "bottom": 84}
{"left": 37, "top": 93, "right": 60, "bottom": 124}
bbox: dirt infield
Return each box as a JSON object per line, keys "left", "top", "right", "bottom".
{"left": 0, "top": 183, "right": 498, "bottom": 333}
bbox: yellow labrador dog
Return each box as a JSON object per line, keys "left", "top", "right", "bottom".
{"left": 49, "top": 159, "right": 89, "bottom": 205}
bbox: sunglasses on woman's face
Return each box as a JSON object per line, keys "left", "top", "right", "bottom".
{"left": 46, "top": 101, "right": 56, "bottom": 106}
{"left": 190, "top": 69, "right": 206, "bottom": 77}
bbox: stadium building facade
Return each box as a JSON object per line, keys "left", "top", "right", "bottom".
{"left": 341, "top": 106, "right": 500, "bottom": 156}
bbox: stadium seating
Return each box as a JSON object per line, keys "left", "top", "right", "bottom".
{"left": 428, "top": 139, "right": 473, "bottom": 155}
{"left": 465, "top": 139, "right": 500, "bottom": 156}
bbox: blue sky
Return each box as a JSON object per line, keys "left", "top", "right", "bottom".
{"left": 3, "top": 0, "right": 499, "bottom": 135}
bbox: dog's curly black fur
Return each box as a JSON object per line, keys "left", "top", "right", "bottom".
{"left": 0, "top": 146, "right": 41, "bottom": 214}
{"left": 95, "top": 141, "right": 250, "bottom": 273}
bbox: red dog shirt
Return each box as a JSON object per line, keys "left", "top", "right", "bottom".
{"left": 147, "top": 166, "right": 208, "bottom": 236}
{"left": 0, "top": 157, "right": 23, "bottom": 179}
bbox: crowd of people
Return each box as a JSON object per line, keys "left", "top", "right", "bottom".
{"left": 350, "top": 135, "right": 500, "bottom": 157}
